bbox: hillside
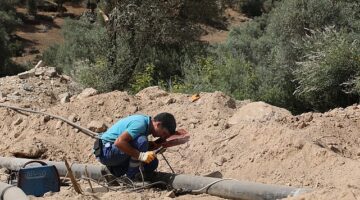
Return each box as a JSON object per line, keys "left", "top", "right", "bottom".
{"left": 0, "top": 68, "right": 359, "bottom": 200}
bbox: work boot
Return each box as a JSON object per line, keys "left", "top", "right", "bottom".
{"left": 101, "top": 166, "right": 120, "bottom": 186}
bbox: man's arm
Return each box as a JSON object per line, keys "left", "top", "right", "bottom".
{"left": 114, "top": 131, "right": 140, "bottom": 159}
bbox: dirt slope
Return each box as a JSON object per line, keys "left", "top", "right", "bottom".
{"left": 0, "top": 72, "right": 360, "bottom": 200}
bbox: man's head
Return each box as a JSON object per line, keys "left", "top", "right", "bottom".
{"left": 151, "top": 112, "right": 176, "bottom": 139}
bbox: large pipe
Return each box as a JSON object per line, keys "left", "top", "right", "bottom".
{"left": 0, "top": 182, "right": 28, "bottom": 200}
{"left": 0, "top": 157, "right": 103, "bottom": 180}
{"left": 0, "top": 157, "right": 312, "bottom": 200}
{"left": 149, "top": 172, "right": 312, "bottom": 200}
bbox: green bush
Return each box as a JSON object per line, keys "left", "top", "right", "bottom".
{"left": 293, "top": 27, "right": 360, "bottom": 111}
{"left": 185, "top": 0, "right": 360, "bottom": 113}
{"left": 26, "top": 0, "right": 37, "bottom": 16}
{"left": 0, "top": 0, "right": 25, "bottom": 77}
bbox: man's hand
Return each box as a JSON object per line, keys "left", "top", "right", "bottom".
{"left": 138, "top": 151, "right": 156, "bottom": 163}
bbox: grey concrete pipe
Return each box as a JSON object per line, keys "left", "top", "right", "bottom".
{"left": 0, "top": 157, "right": 312, "bottom": 200}
{"left": 0, "top": 182, "right": 28, "bottom": 200}
{"left": 0, "top": 157, "right": 103, "bottom": 180}
{"left": 149, "top": 172, "right": 312, "bottom": 200}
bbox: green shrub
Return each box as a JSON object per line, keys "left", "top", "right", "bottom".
{"left": 190, "top": 0, "right": 360, "bottom": 113}
{"left": 130, "top": 64, "right": 156, "bottom": 93}
{"left": 26, "top": 0, "right": 37, "bottom": 16}
{"left": 293, "top": 27, "right": 360, "bottom": 111}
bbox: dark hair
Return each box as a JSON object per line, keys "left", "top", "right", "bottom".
{"left": 154, "top": 112, "right": 176, "bottom": 134}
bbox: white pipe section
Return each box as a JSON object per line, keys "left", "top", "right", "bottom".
{"left": 0, "top": 157, "right": 103, "bottom": 180}
{"left": 0, "top": 182, "right": 28, "bottom": 200}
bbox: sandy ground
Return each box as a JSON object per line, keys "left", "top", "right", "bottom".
{"left": 0, "top": 71, "right": 360, "bottom": 199}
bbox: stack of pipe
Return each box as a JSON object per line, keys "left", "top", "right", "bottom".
{"left": 0, "top": 157, "right": 312, "bottom": 200}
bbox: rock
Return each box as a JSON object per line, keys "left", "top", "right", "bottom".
{"left": 189, "top": 118, "right": 199, "bottom": 124}
{"left": 213, "top": 120, "right": 219, "bottom": 126}
{"left": 18, "top": 70, "right": 35, "bottom": 79}
{"left": 68, "top": 113, "right": 79, "bottom": 122}
{"left": 303, "top": 113, "right": 313, "bottom": 122}
{"left": 43, "top": 115, "right": 51, "bottom": 123}
{"left": 60, "top": 75, "right": 71, "bottom": 83}
{"left": 87, "top": 121, "right": 107, "bottom": 133}
{"left": 228, "top": 102, "right": 292, "bottom": 125}
{"left": 297, "top": 121, "right": 307, "bottom": 129}
{"left": 10, "top": 139, "right": 47, "bottom": 159}
{"left": 59, "top": 92, "right": 71, "bottom": 104}
{"left": 0, "top": 97, "right": 6, "bottom": 103}
{"left": 77, "top": 88, "right": 98, "bottom": 99}
{"left": 164, "top": 97, "right": 176, "bottom": 105}
{"left": 34, "top": 67, "right": 46, "bottom": 76}
{"left": 13, "top": 91, "right": 21, "bottom": 96}
{"left": 0, "top": 91, "right": 3, "bottom": 98}
{"left": 55, "top": 121, "right": 63, "bottom": 129}
{"left": 45, "top": 67, "right": 57, "bottom": 77}
{"left": 22, "top": 83, "right": 34, "bottom": 92}
{"left": 12, "top": 118, "right": 23, "bottom": 126}
{"left": 97, "top": 100, "right": 104, "bottom": 106}
{"left": 105, "top": 117, "right": 113, "bottom": 123}
{"left": 165, "top": 190, "right": 176, "bottom": 198}
{"left": 135, "top": 86, "right": 168, "bottom": 100}
{"left": 43, "top": 192, "right": 54, "bottom": 197}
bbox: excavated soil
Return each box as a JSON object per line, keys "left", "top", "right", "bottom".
{"left": 0, "top": 69, "right": 360, "bottom": 200}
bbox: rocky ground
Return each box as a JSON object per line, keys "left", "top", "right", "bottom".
{"left": 0, "top": 67, "right": 360, "bottom": 200}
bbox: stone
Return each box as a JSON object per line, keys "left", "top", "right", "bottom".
{"left": 77, "top": 88, "right": 98, "bottom": 99}
{"left": 12, "top": 91, "right": 21, "bottom": 96}
{"left": 164, "top": 97, "right": 176, "bottom": 105}
{"left": 213, "top": 120, "right": 219, "bottom": 126}
{"left": 97, "top": 100, "right": 104, "bottom": 106}
{"left": 60, "top": 75, "right": 71, "bottom": 83}
{"left": 12, "top": 118, "right": 23, "bottom": 126}
{"left": 189, "top": 118, "right": 199, "bottom": 124}
{"left": 303, "top": 113, "right": 313, "bottom": 122}
{"left": 43, "top": 192, "right": 54, "bottom": 197}
{"left": 43, "top": 115, "right": 51, "bottom": 123}
{"left": 34, "top": 67, "right": 46, "bottom": 76}
{"left": 0, "top": 97, "right": 6, "bottom": 103}
{"left": 22, "top": 83, "right": 34, "bottom": 92}
{"left": 18, "top": 70, "right": 35, "bottom": 79}
{"left": 68, "top": 113, "right": 79, "bottom": 122}
{"left": 105, "top": 117, "right": 113, "bottom": 123}
{"left": 59, "top": 92, "right": 71, "bottom": 104}
{"left": 165, "top": 190, "right": 176, "bottom": 198}
{"left": 297, "top": 121, "right": 307, "bottom": 129}
{"left": 87, "top": 121, "right": 107, "bottom": 133}
{"left": 10, "top": 139, "right": 47, "bottom": 159}
{"left": 55, "top": 121, "right": 63, "bottom": 129}
{"left": 45, "top": 67, "right": 57, "bottom": 77}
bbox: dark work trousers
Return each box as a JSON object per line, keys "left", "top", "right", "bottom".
{"left": 98, "top": 136, "right": 158, "bottom": 178}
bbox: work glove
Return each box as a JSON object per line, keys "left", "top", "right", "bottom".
{"left": 138, "top": 151, "right": 156, "bottom": 164}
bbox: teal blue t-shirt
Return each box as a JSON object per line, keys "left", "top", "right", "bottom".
{"left": 101, "top": 114, "right": 150, "bottom": 142}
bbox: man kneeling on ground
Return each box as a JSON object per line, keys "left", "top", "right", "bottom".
{"left": 93, "top": 112, "right": 176, "bottom": 180}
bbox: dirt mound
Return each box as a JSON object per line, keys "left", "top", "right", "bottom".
{"left": 0, "top": 74, "right": 360, "bottom": 199}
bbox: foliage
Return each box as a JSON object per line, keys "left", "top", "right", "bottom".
{"left": 26, "top": 0, "right": 37, "bottom": 16}
{"left": 130, "top": 64, "right": 155, "bottom": 93}
{"left": 43, "top": 18, "right": 112, "bottom": 90}
{"left": 293, "top": 27, "right": 360, "bottom": 110}
{"left": 0, "top": 0, "right": 25, "bottom": 77}
{"left": 183, "top": 0, "right": 360, "bottom": 113}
